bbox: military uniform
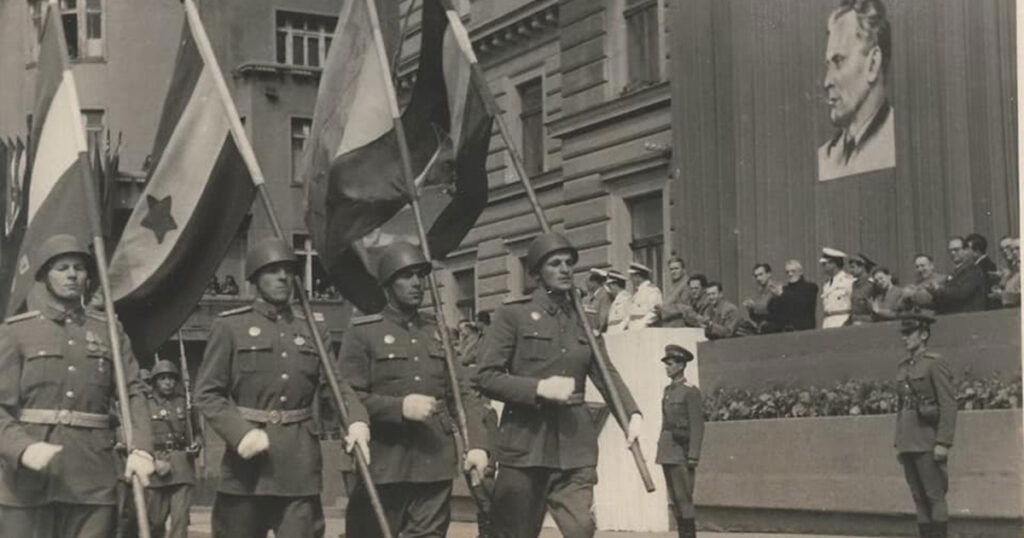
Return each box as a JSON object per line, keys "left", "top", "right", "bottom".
{"left": 194, "top": 300, "right": 367, "bottom": 538}
{"left": 582, "top": 286, "right": 612, "bottom": 333}
{"left": 656, "top": 352, "right": 704, "bottom": 538}
{"left": 626, "top": 280, "right": 662, "bottom": 330}
{"left": 605, "top": 290, "right": 631, "bottom": 334}
{"left": 475, "top": 288, "right": 641, "bottom": 538}
{"left": 849, "top": 275, "right": 876, "bottom": 325}
{"left": 821, "top": 270, "right": 854, "bottom": 328}
{"left": 0, "top": 283, "right": 153, "bottom": 537}
{"left": 895, "top": 348, "right": 957, "bottom": 533}
{"left": 339, "top": 306, "right": 485, "bottom": 538}
{"left": 144, "top": 390, "right": 196, "bottom": 538}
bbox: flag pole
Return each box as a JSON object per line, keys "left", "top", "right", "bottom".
{"left": 436, "top": 0, "right": 656, "bottom": 492}
{"left": 360, "top": 0, "right": 489, "bottom": 503}
{"left": 180, "top": 1, "right": 393, "bottom": 536}
{"left": 51, "top": 3, "right": 154, "bottom": 534}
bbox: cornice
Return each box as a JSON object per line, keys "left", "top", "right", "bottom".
{"left": 549, "top": 81, "right": 671, "bottom": 140}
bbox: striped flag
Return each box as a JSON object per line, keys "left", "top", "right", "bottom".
{"left": 0, "top": 5, "right": 93, "bottom": 316}
{"left": 303, "top": 0, "right": 492, "bottom": 313}
{"left": 108, "top": 22, "right": 255, "bottom": 357}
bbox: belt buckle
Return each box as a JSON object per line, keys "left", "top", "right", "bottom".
{"left": 55, "top": 409, "right": 72, "bottom": 425}
{"left": 268, "top": 410, "right": 282, "bottom": 425}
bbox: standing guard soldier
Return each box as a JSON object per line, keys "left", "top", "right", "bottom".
{"left": 475, "top": 232, "right": 643, "bottom": 538}
{"left": 194, "top": 238, "right": 371, "bottom": 538}
{"left": 895, "top": 314, "right": 956, "bottom": 538}
{"left": 656, "top": 345, "right": 704, "bottom": 538}
{"left": 339, "top": 241, "right": 489, "bottom": 538}
{"left": 145, "top": 360, "right": 199, "bottom": 538}
{"left": 0, "top": 233, "right": 155, "bottom": 537}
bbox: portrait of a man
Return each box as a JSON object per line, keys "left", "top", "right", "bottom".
{"left": 818, "top": 0, "right": 895, "bottom": 181}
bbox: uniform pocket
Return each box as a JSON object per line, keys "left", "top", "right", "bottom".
{"left": 520, "top": 332, "right": 553, "bottom": 360}
{"left": 21, "top": 345, "right": 62, "bottom": 391}
{"left": 237, "top": 338, "right": 273, "bottom": 372}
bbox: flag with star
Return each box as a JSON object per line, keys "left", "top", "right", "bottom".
{"left": 303, "top": 0, "right": 492, "bottom": 313}
{"left": 107, "top": 21, "right": 255, "bottom": 357}
{"left": 0, "top": 5, "right": 93, "bottom": 316}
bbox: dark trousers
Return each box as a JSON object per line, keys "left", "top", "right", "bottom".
{"left": 491, "top": 465, "right": 598, "bottom": 538}
{"left": 147, "top": 483, "right": 193, "bottom": 538}
{"left": 898, "top": 452, "right": 949, "bottom": 523}
{"left": 0, "top": 503, "right": 116, "bottom": 538}
{"left": 211, "top": 493, "right": 324, "bottom": 538}
{"left": 662, "top": 464, "right": 696, "bottom": 520}
{"left": 346, "top": 479, "right": 453, "bottom": 538}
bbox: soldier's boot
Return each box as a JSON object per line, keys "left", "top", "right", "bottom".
{"left": 932, "top": 521, "right": 948, "bottom": 538}
{"left": 682, "top": 518, "right": 697, "bottom": 538}
{"left": 476, "top": 510, "right": 492, "bottom": 538}
{"left": 917, "top": 523, "right": 930, "bottom": 538}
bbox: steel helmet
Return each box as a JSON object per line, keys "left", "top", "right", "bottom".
{"left": 150, "top": 360, "right": 180, "bottom": 380}
{"left": 245, "top": 238, "right": 297, "bottom": 281}
{"left": 525, "top": 232, "right": 577, "bottom": 273}
{"left": 33, "top": 234, "right": 94, "bottom": 280}
{"left": 376, "top": 242, "right": 431, "bottom": 285}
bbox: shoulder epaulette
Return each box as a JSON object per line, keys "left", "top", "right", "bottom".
{"left": 218, "top": 305, "right": 253, "bottom": 317}
{"left": 922, "top": 352, "right": 941, "bottom": 360}
{"left": 4, "top": 311, "right": 40, "bottom": 324}
{"left": 502, "top": 295, "right": 532, "bottom": 305}
{"left": 294, "top": 310, "right": 325, "bottom": 323}
{"left": 351, "top": 313, "right": 383, "bottom": 326}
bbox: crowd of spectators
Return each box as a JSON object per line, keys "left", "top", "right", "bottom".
{"left": 579, "top": 232, "right": 1020, "bottom": 341}
{"left": 203, "top": 274, "right": 240, "bottom": 296}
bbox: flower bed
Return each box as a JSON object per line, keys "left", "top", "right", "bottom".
{"left": 704, "top": 374, "right": 1022, "bottom": 421}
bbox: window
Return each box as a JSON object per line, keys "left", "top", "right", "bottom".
{"left": 293, "top": 233, "right": 337, "bottom": 300}
{"left": 52, "top": 0, "right": 104, "bottom": 60}
{"left": 624, "top": 0, "right": 659, "bottom": 86}
{"left": 81, "top": 109, "right": 104, "bottom": 161}
{"left": 518, "top": 255, "right": 536, "bottom": 296}
{"left": 627, "top": 192, "right": 664, "bottom": 286}
{"left": 276, "top": 11, "right": 337, "bottom": 68}
{"left": 453, "top": 268, "right": 476, "bottom": 321}
{"left": 517, "top": 77, "right": 544, "bottom": 177}
{"left": 26, "top": 1, "right": 44, "bottom": 64}
{"left": 291, "top": 117, "right": 312, "bottom": 183}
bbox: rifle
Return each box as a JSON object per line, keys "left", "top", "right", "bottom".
{"left": 176, "top": 331, "right": 203, "bottom": 475}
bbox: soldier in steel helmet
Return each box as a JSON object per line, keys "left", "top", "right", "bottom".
{"left": 144, "top": 359, "right": 200, "bottom": 538}
{"left": 194, "top": 238, "right": 370, "bottom": 537}
{"left": 656, "top": 344, "right": 704, "bottom": 538}
{"left": 475, "top": 232, "right": 643, "bottom": 538}
{"left": 339, "top": 241, "right": 489, "bottom": 538}
{"left": 0, "top": 234, "right": 155, "bottom": 537}
{"left": 894, "top": 314, "right": 956, "bottom": 538}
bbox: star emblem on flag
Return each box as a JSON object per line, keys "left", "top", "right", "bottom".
{"left": 140, "top": 194, "right": 178, "bottom": 243}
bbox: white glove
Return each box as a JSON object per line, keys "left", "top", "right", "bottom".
{"left": 20, "top": 441, "right": 62, "bottom": 471}
{"left": 345, "top": 421, "right": 371, "bottom": 464}
{"left": 236, "top": 428, "right": 270, "bottom": 459}
{"left": 626, "top": 413, "right": 643, "bottom": 445}
{"left": 125, "top": 450, "right": 155, "bottom": 487}
{"left": 536, "top": 376, "right": 575, "bottom": 402}
{"left": 154, "top": 459, "right": 172, "bottom": 477}
{"left": 463, "top": 448, "right": 489, "bottom": 478}
{"left": 402, "top": 394, "right": 439, "bottom": 422}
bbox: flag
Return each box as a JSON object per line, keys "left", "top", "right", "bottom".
{"left": 108, "top": 21, "right": 255, "bottom": 358}
{"left": 0, "top": 5, "right": 93, "bottom": 316}
{"left": 304, "top": 0, "right": 493, "bottom": 313}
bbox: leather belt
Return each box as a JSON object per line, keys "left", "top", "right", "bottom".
{"left": 237, "top": 406, "right": 312, "bottom": 425}
{"left": 563, "top": 393, "right": 585, "bottom": 406}
{"left": 19, "top": 408, "right": 110, "bottom": 429}
{"left": 823, "top": 309, "right": 851, "bottom": 316}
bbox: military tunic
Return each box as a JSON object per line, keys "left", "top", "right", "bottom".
{"left": 821, "top": 270, "right": 854, "bottom": 328}
{"left": 626, "top": 280, "right": 662, "bottom": 330}
{"left": 895, "top": 350, "right": 957, "bottom": 524}
{"left": 146, "top": 393, "right": 196, "bottom": 488}
{"left": 849, "top": 275, "right": 876, "bottom": 325}
{"left": 656, "top": 379, "right": 704, "bottom": 522}
{"left": 339, "top": 306, "right": 485, "bottom": 537}
{"left": 605, "top": 290, "right": 630, "bottom": 334}
{"left": 0, "top": 283, "right": 153, "bottom": 537}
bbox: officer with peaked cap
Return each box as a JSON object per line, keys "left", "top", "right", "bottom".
{"left": 848, "top": 252, "right": 877, "bottom": 325}
{"left": 339, "top": 241, "right": 489, "bottom": 537}
{"left": 626, "top": 261, "right": 663, "bottom": 330}
{"left": 894, "top": 314, "right": 956, "bottom": 538}
{"left": 194, "top": 238, "right": 370, "bottom": 537}
{"left": 0, "top": 234, "right": 155, "bottom": 537}
{"left": 144, "top": 360, "right": 199, "bottom": 538}
{"left": 819, "top": 247, "right": 855, "bottom": 328}
{"left": 656, "top": 344, "right": 704, "bottom": 538}
{"left": 605, "top": 269, "right": 630, "bottom": 333}
{"left": 582, "top": 268, "right": 612, "bottom": 332}
{"left": 475, "top": 232, "right": 643, "bottom": 538}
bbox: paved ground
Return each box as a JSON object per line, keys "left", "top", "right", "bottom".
{"left": 185, "top": 507, "right": 887, "bottom": 537}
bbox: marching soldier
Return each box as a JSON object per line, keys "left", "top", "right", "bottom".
{"left": 339, "top": 241, "right": 489, "bottom": 538}
{"left": 144, "top": 360, "right": 199, "bottom": 538}
{"left": 475, "top": 232, "right": 643, "bottom": 538}
{"left": 194, "top": 238, "right": 370, "bottom": 538}
{"left": 656, "top": 345, "right": 704, "bottom": 538}
{"left": 895, "top": 314, "right": 956, "bottom": 538}
{"left": 0, "top": 234, "right": 155, "bottom": 537}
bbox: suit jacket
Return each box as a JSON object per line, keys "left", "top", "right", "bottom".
{"left": 849, "top": 276, "right": 876, "bottom": 325}
{"left": 818, "top": 100, "right": 895, "bottom": 181}
{"left": 474, "top": 288, "right": 640, "bottom": 470}
{"left": 931, "top": 262, "right": 986, "bottom": 314}
{"left": 0, "top": 283, "right": 152, "bottom": 507}
{"left": 195, "top": 300, "right": 367, "bottom": 496}
{"left": 704, "top": 299, "right": 753, "bottom": 339}
{"left": 658, "top": 279, "right": 694, "bottom": 328}
{"left": 895, "top": 351, "right": 957, "bottom": 453}
{"left": 656, "top": 379, "right": 704, "bottom": 465}
{"left": 767, "top": 278, "right": 818, "bottom": 331}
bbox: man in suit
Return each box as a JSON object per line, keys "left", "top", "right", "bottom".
{"left": 965, "top": 233, "right": 999, "bottom": 309}
{"left": 700, "top": 282, "right": 755, "bottom": 339}
{"left": 926, "top": 237, "right": 986, "bottom": 314}
{"left": 767, "top": 260, "right": 819, "bottom": 331}
{"left": 818, "top": 0, "right": 895, "bottom": 181}
{"left": 655, "top": 256, "right": 694, "bottom": 328}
